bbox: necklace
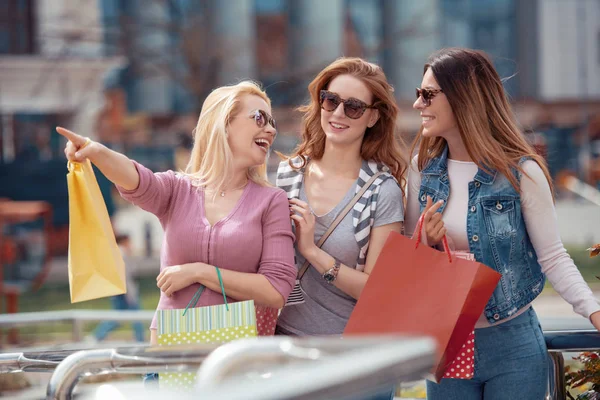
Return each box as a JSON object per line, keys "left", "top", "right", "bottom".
{"left": 217, "top": 181, "right": 248, "bottom": 197}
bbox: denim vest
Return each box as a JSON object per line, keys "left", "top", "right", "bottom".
{"left": 417, "top": 146, "right": 545, "bottom": 323}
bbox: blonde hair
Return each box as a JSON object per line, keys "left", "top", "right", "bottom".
{"left": 287, "top": 57, "right": 408, "bottom": 192}
{"left": 411, "top": 48, "right": 553, "bottom": 194}
{"left": 185, "top": 81, "right": 271, "bottom": 192}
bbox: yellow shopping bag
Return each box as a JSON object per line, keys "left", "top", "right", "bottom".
{"left": 67, "top": 159, "right": 126, "bottom": 303}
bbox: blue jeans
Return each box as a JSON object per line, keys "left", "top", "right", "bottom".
{"left": 94, "top": 294, "right": 145, "bottom": 342}
{"left": 361, "top": 387, "right": 395, "bottom": 400}
{"left": 427, "top": 307, "right": 548, "bottom": 400}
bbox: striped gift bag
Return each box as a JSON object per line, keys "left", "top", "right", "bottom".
{"left": 157, "top": 267, "right": 257, "bottom": 391}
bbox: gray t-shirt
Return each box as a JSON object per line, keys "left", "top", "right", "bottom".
{"left": 277, "top": 178, "right": 404, "bottom": 335}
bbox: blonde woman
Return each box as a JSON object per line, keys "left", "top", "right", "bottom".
{"left": 58, "top": 81, "right": 297, "bottom": 348}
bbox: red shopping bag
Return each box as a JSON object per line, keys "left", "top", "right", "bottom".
{"left": 344, "top": 221, "right": 501, "bottom": 382}
{"left": 444, "top": 330, "right": 475, "bottom": 379}
{"left": 443, "top": 247, "right": 477, "bottom": 379}
{"left": 256, "top": 305, "right": 278, "bottom": 336}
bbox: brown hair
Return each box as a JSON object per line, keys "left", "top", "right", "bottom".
{"left": 411, "top": 48, "right": 552, "bottom": 194}
{"left": 287, "top": 57, "right": 407, "bottom": 188}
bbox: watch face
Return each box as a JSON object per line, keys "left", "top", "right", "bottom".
{"left": 323, "top": 272, "right": 335, "bottom": 283}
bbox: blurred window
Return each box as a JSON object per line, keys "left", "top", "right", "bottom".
{"left": 0, "top": 0, "right": 36, "bottom": 55}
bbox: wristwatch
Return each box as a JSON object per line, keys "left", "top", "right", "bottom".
{"left": 323, "top": 259, "right": 341, "bottom": 284}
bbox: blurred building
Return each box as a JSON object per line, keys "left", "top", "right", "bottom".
{"left": 0, "top": 0, "right": 124, "bottom": 163}
{"left": 1, "top": 0, "right": 599, "bottom": 187}
{"left": 0, "top": 0, "right": 596, "bottom": 258}
{"left": 96, "top": 0, "right": 600, "bottom": 193}
{"left": 95, "top": 0, "right": 599, "bottom": 123}
{"left": 0, "top": 0, "right": 124, "bottom": 250}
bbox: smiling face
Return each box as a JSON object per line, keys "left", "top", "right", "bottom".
{"left": 413, "top": 68, "right": 459, "bottom": 141}
{"left": 320, "top": 74, "right": 380, "bottom": 148}
{"left": 227, "top": 94, "right": 276, "bottom": 169}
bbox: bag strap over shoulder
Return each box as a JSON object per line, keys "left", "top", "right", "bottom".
{"left": 297, "top": 171, "right": 384, "bottom": 280}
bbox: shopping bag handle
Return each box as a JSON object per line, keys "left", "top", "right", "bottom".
{"left": 182, "top": 266, "right": 228, "bottom": 316}
{"left": 415, "top": 214, "right": 453, "bottom": 263}
{"left": 67, "top": 160, "right": 82, "bottom": 172}
{"left": 66, "top": 139, "right": 92, "bottom": 172}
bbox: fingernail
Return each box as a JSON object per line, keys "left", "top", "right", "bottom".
{"left": 75, "top": 152, "right": 81, "bottom": 158}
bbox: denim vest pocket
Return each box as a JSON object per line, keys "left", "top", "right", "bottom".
{"left": 482, "top": 199, "right": 518, "bottom": 238}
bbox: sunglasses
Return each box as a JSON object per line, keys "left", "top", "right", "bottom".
{"left": 415, "top": 87, "right": 443, "bottom": 107}
{"left": 319, "top": 90, "right": 376, "bottom": 119}
{"left": 250, "top": 109, "right": 276, "bottom": 131}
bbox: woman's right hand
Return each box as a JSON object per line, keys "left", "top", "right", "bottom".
{"left": 57, "top": 127, "right": 101, "bottom": 163}
{"left": 56, "top": 126, "right": 140, "bottom": 190}
{"left": 423, "top": 196, "right": 446, "bottom": 246}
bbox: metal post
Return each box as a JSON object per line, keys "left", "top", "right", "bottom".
{"left": 547, "top": 352, "right": 566, "bottom": 400}
{"left": 71, "top": 318, "right": 83, "bottom": 343}
{"left": 1, "top": 114, "right": 15, "bottom": 163}
{"left": 576, "top": 0, "right": 591, "bottom": 182}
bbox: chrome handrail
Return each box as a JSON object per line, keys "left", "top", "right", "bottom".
{"left": 46, "top": 336, "right": 436, "bottom": 400}
{"left": 195, "top": 336, "right": 433, "bottom": 386}
{"left": 0, "top": 310, "right": 153, "bottom": 342}
{"left": 2, "top": 314, "right": 600, "bottom": 400}
{"left": 192, "top": 336, "right": 436, "bottom": 400}
{"left": 45, "top": 343, "right": 218, "bottom": 400}
{"left": 0, "top": 351, "right": 65, "bottom": 372}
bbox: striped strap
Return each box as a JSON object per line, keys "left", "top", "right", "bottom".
{"left": 277, "top": 157, "right": 396, "bottom": 273}
{"left": 297, "top": 171, "right": 384, "bottom": 280}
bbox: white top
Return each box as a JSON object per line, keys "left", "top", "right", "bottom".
{"left": 406, "top": 156, "right": 600, "bottom": 327}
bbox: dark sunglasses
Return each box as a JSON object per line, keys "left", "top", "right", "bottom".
{"left": 319, "top": 90, "right": 376, "bottom": 119}
{"left": 415, "top": 87, "right": 443, "bottom": 107}
{"left": 250, "top": 109, "right": 276, "bottom": 131}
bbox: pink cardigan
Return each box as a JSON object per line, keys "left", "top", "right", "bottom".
{"left": 118, "top": 161, "right": 296, "bottom": 329}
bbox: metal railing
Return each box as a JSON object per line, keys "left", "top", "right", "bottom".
{"left": 545, "top": 330, "right": 600, "bottom": 400}
{"left": 2, "top": 310, "right": 594, "bottom": 342}
{"left": 2, "top": 311, "right": 600, "bottom": 399}
{"left": 0, "top": 309, "right": 154, "bottom": 342}
{"left": 47, "top": 336, "right": 436, "bottom": 400}
{"left": 45, "top": 343, "right": 218, "bottom": 399}
{"left": 0, "top": 349, "right": 74, "bottom": 373}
